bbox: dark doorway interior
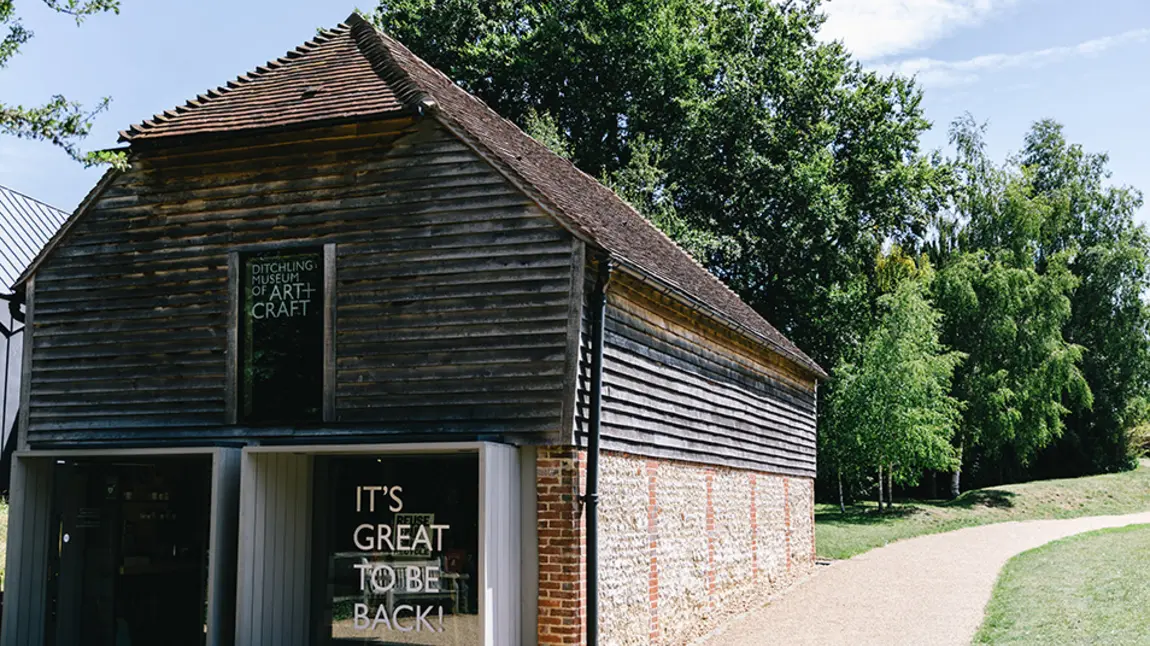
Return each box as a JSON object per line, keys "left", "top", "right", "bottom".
{"left": 45, "top": 456, "right": 212, "bottom": 646}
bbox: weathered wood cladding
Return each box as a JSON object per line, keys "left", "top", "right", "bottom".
{"left": 27, "top": 118, "right": 575, "bottom": 443}
{"left": 577, "top": 269, "right": 818, "bottom": 477}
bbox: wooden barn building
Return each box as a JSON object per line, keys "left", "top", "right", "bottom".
{"left": 2, "top": 14, "right": 824, "bottom": 646}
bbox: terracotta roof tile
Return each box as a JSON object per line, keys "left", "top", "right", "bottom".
{"left": 91, "top": 14, "right": 826, "bottom": 378}
{"left": 119, "top": 26, "right": 409, "bottom": 142}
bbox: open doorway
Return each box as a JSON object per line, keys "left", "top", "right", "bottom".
{"left": 45, "top": 456, "right": 212, "bottom": 646}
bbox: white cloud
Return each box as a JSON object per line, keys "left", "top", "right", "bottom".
{"left": 820, "top": 0, "right": 1021, "bottom": 61}
{"left": 878, "top": 28, "right": 1150, "bottom": 88}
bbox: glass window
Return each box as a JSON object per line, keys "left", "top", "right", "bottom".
{"left": 315, "top": 454, "right": 480, "bottom": 645}
{"left": 239, "top": 248, "right": 325, "bottom": 423}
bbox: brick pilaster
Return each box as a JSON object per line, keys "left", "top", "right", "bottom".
{"left": 705, "top": 468, "right": 716, "bottom": 605}
{"left": 811, "top": 482, "right": 817, "bottom": 562}
{"left": 537, "top": 447, "right": 586, "bottom": 645}
{"left": 784, "top": 476, "right": 791, "bottom": 572}
{"left": 646, "top": 460, "right": 660, "bottom": 644}
{"left": 749, "top": 472, "right": 758, "bottom": 583}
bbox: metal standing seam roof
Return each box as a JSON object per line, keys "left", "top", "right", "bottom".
{"left": 27, "top": 13, "right": 827, "bottom": 380}
{"left": 0, "top": 185, "right": 68, "bottom": 292}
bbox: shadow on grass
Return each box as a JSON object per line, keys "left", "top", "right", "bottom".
{"left": 947, "top": 489, "right": 1017, "bottom": 509}
{"left": 816, "top": 505, "right": 919, "bottom": 525}
{"left": 817, "top": 489, "right": 1018, "bottom": 525}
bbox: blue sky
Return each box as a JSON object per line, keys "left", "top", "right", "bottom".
{"left": 2, "top": 0, "right": 1149, "bottom": 222}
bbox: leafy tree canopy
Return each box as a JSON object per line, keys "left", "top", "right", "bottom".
{"left": 1021, "top": 120, "right": 1150, "bottom": 476}
{"left": 371, "top": 0, "right": 1149, "bottom": 492}
{"left": 1, "top": 0, "right": 123, "bottom": 166}
{"left": 826, "top": 250, "right": 963, "bottom": 486}
{"left": 372, "top": 0, "right": 948, "bottom": 368}
{"left": 931, "top": 116, "right": 1093, "bottom": 486}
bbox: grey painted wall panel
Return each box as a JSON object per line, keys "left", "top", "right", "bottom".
{"left": 480, "top": 443, "right": 521, "bottom": 645}
{"left": 236, "top": 452, "right": 313, "bottom": 646}
{"left": 0, "top": 456, "right": 52, "bottom": 646}
{"left": 208, "top": 448, "right": 242, "bottom": 646}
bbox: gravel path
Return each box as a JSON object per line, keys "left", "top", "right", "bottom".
{"left": 707, "top": 511, "right": 1150, "bottom": 646}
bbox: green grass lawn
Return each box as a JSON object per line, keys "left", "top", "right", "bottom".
{"left": 974, "top": 523, "right": 1150, "bottom": 645}
{"left": 817, "top": 459, "right": 1150, "bottom": 559}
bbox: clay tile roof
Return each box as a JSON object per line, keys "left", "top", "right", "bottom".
{"left": 119, "top": 25, "right": 411, "bottom": 142}
{"left": 102, "top": 14, "right": 826, "bottom": 378}
{"left": 0, "top": 185, "right": 67, "bottom": 291}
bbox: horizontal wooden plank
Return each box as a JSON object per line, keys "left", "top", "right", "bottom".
{"left": 38, "top": 207, "right": 549, "bottom": 281}
{"left": 601, "top": 381, "right": 816, "bottom": 452}
{"left": 336, "top": 304, "right": 568, "bottom": 331}
{"left": 338, "top": 292, "right": 569, "bottom": 317}
{"left": 31, "top": 389, "right": 222, "bottom": 407}
{"left": 336, "top": 362, "right": 566, "bottom": 384}
{"left": 336, "top": 345, "right": 566, "bottom": 370}
{"left": 83, "top": 172, "right": 513, "bottom": 227}
{"left": 335, "top": 375, "right": 565, "bottom": 397}
{"left": 24, "top": 421, "right": 557, "bottom": 445}
{"left": 34, "top": 323, "right": 223, "bottom": 349}
{"left": 33, "top": 313, "right": 227, "bottom": 338}
{"left": 30, "top": 401, "right": 225, "bottom": 418}
{"left": 31, "top": 361, "right": 225, "bottom": 384}
{"left": 336, "top": 320, "right": 568, "bottom": 344}
{"left": 601, "top": 398, "right": 815, "bottom": 458}
{"left": 32, "top": 352, "right": 220, "bottom": 374}
{"left": 336, "top": 402, "right": 562, "bottom": 423}
{"left": 604, "top": 349, "right": 816, "bottom": 440}
{"left": 29, "top": 414, "right": 225, "bottom": 431}
{"left": 607, "top": 320, "right": 815, "bottom": 411}
{"left": 571, "top": 279, "right": 819, "bottom": 477}
{"left": 97, "top": 157, "right": 495, "bottom": 215}
{"left": 597, "top": 418, "right": 816, "bottom": 470}
{"left": 590, "top": 435, "right": 815, "bottom": 478}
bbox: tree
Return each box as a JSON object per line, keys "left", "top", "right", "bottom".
{"left": 372, "top": 0, "right": 947, "bottom": 371}
{"left": 373, "top": 0, "right": 712, "bottom": 178}
{"left": 2, "top": 0, "right": 122, "bottom": 165}
{"left": 931, "top": 116, "right": 1092, "bottom": 494}
{"left": 824, "top": 250, "right": 963, "bottom": 510}
{"left": 1019, "top": 121, "right": 1150, "bottom": 477}
{"left": 669, "top": 1, "right": 948, "bottom": 369}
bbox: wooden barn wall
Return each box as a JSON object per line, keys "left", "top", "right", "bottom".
{"left": 576, "top": 271, "right": 818, "bottom": 478}
{"left": 27, "top": 118, "right": 575, "bottom": 444}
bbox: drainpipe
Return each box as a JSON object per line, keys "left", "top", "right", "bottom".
{"left": 585, "top": 255, "right": 611, "bottom": 646}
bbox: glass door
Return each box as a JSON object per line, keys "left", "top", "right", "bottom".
{"left": 45, "top": 456, "right": 212, "bottom": 646}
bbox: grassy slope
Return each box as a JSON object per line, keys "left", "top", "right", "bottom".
{"left": 974, "top": 523, "right": 1150, "bottom": 645}
{"left": 817, "top": 459, "right": 1150, "bottom": 559}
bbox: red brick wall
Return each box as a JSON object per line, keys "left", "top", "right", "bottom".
{"left": 537, "top": 446, "right": 587, "bottom": 645}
